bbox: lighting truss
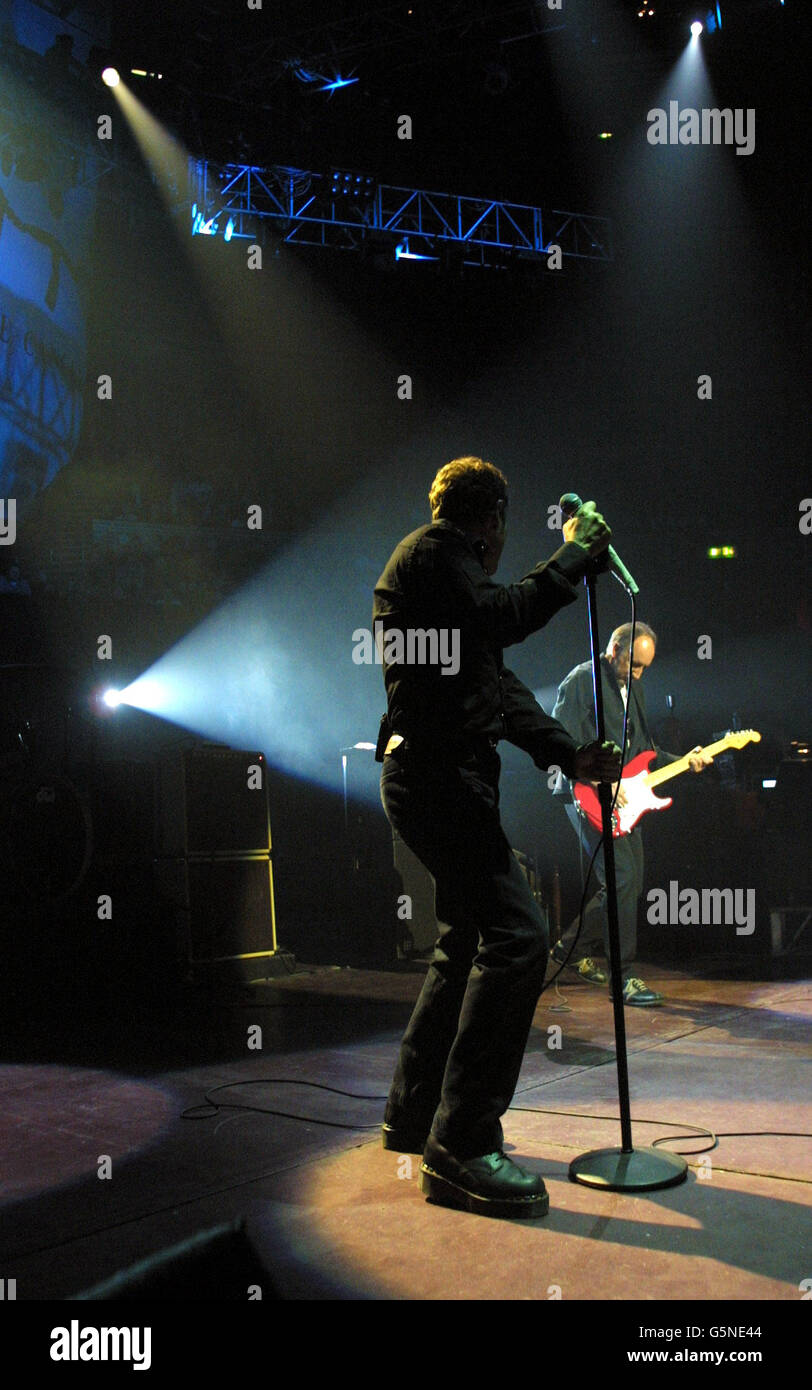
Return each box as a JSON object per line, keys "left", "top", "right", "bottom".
{"left": 188, "top": 160, "right": 613, "bottom": 267}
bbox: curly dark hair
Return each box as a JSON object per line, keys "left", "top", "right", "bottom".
{"left": 429, "top": 456, "right": 508, "bottom": 524}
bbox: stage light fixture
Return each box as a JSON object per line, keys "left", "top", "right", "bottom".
{"left": 395, "top": 239, "right": 437, "bottom": 262}
{"left": 691, "top": 21, "right": 703, "bottom": 37}
{"left": 191, "top": 206, "right": 219, "bottom": 236}
{"left": 320, "top": 75, "right": 359, "bottom": 93}
{"left": 224, "top": 217, "right": 235, "bottom": 241}
{"left": 102, "top": 688, "right": 123, "bottom": 708}
{"left": 331, "top": 169, "right": 375, "bottom": 200}
{"left": 102, "top": 67, "right": 120, "bottom": 87}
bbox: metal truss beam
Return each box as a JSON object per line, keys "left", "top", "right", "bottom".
{"left": 189, "top": 161, "right": 613, "bottom": 268}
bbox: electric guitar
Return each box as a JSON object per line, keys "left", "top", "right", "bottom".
{"left": 573, "top": 729, "right": 761, "bottom": 838}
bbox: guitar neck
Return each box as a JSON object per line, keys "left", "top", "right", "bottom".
{"left": 645, "top": 736, "right": 734, "bottom": 789}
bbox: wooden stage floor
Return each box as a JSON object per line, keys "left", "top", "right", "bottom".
{"left": 1, "top": 958, "right": 810, "bottom": 1304}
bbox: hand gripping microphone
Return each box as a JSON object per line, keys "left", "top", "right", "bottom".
{"left": 559, "top": 492, "right": 639, "bottom": 596}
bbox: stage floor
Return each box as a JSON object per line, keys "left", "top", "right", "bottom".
{"left": 1, "top": 959, "right": 810, "bottom": 1301}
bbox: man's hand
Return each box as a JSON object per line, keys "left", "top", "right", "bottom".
{"left": 562, "top": 500, "right": 612, "bottom": 557}
{"left": 611, "top": 781, "right": 628, "bottom": 808}
{"left": 573, "top": 740, "right": 623, "bottom": 784}
{"left": 687, "top": 746, "right": 713, "bottom": 773}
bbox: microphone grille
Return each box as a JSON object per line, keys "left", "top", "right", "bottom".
{"left": 558, "top": 492, "right": 583, "bottom": 517}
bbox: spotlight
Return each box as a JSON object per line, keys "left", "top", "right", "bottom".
{"left": 320, "top": 75, "right": 358, "bottom": 93}
{"left": 191, "top": 212, "right": 218, "bottom": 236}
{"left": 102, "top": 67, "right": 120, "bottom": 87}
{"left": 224, "top": 217, "right": 235, "bottom": 241}
{"left": 102, "top": 688, "right": 123, "bottom": 708}
{"left": 330, "top": 169, "right": 375, "bottom": 201}
{"left": 690, "top": 21, "right": 703, "bottom": 37}
{"left": 395, "top": 239, "right": 436, "bottom": 262}
{"left": 705, "top": 4, "right": 722, "bottom": 33}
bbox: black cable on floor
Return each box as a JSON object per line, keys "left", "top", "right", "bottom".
{"left": 181, "top": 1080, "right": 812, "bottom": 1159}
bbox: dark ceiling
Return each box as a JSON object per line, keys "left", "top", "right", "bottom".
{"left": 96, "top": 0, "right": 801, "bottom": 209}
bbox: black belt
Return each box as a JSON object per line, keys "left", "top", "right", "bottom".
{"left": 375, "top": 712, "right": 498, "bottom": 763}
{"left": 380, "top": 732, "right": 499, "bottom": 762}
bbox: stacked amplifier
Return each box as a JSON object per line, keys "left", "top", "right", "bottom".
{"left": 156, "top": 743, "right": 281, "bottom": 980}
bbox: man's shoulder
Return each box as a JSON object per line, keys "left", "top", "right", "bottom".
{"left": 375, "top": 520, "right": 471, "bottom": 598}
{"left": 402, "top": 519, "right": 467, "bottom": 549}
{"left": 384, "top": 519, "right": 470, "bottom": 567}
{"left": 559, "top": 659, "right": 593, "bottom": 688}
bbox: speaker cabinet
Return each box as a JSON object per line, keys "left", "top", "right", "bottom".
{"left": 158, "top": 745, "right": 271, "bottom": 856}
{"left": 392, "top": 830, "right": 438, "bottom": 955}
{"left": 156, "top": 856, "right": 277, "bottom": 969}
{"left": 156, "top": 744, "right": 280, "bottom": 978}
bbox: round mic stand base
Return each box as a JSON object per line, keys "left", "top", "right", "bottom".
{"left": 569, "top": 1145, "right": 687, "bottom": 1191}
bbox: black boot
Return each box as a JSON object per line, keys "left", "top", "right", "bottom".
{"left": 381, "top": 1121, "right": 430, "bottom": 1154}
{"left": 420, "top": 1135, "right": 549, "bottom": 1219}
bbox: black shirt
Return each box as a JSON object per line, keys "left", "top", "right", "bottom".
{"left": 372, "top": 518, "right": 592, "bottom": 778}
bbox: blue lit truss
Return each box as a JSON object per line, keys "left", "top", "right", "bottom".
{"left": 188, "top": 161, "right": 612, "bottom": 267}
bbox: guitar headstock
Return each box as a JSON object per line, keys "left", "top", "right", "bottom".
{"left": 725, "top": 729, "right": 761, "bottom": 749}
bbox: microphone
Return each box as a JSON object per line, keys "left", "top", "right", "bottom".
{"left": 559, "top": 492, "right": 639, "bottom": 596}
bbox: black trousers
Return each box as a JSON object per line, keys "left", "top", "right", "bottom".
{"left": 556, "top": 801, "right": 644, "bottom": 977}
{"left": 380, "top": 745, "right": 549, "bottom": 1160}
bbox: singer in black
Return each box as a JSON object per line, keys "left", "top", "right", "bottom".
{"left": 374, "top": 456, "right": 621, "bottom": 1218}
{"left": 551, "top": 623, "right": 711, "bottom": 1005}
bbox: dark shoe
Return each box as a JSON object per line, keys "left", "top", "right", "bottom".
{"left": 551, "top": 941, "right": 607, "bottom": 985}
{"left": 623, "top": 976, "right": 664, "bottom": 1006}
{"left": 572, "top": 956, "right": 607, "bottom": 985}
{"left": 419, "top": 1135, "right": 549, "bottom": 1219}
{"left": 381, "top": 1122, "right": 429, "bottom": 1154}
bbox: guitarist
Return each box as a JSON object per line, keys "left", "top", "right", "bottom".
{"left": 551, "top": 623, "right": 712, "bottom": 1006}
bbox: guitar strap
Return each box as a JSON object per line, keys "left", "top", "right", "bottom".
{"left": 634, "top": 681, "right": 680, "bottom": 768}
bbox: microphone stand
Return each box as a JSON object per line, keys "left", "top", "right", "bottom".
{"left": 568, "top": 561, "right": 687, "bottom": 1191}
